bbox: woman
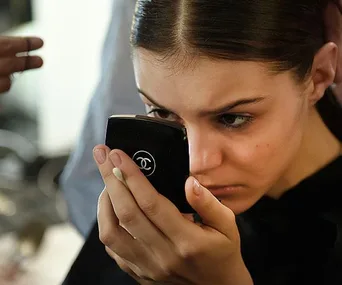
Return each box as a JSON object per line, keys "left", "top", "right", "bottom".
{"left": 64, "top": 0, "right": 342, "bottom": 284}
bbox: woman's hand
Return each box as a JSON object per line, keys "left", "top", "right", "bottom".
{"left": 0, "top": 36, "right": 43, "bottom": 94}
{"left": 94, "top": 145, "right": 253, "bottom": 285}
{"left": 324, "top": 0, "right": 342, "bottom": 103}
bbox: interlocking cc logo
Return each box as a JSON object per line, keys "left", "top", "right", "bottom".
{"left": 132, "top": 150, "right": 156, "bottom": 177}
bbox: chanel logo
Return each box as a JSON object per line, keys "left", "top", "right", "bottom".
{"left": 132, "top": 150, "right": 156, "bottom": 177}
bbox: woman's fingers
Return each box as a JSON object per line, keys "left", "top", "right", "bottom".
{"left": 94, "top": 146, "right": 167, "bottom": 248}
{"left": 105, "top": 248, "right": 150, "bottom": 284}
{"left": 97, "top": 189, "right": 120, "bottom": 239}
{"left": 111, "top": 150, "right": 199, "bottom": 242}
{"left": 0, "top": 56, "right": 43, "bottom": 76}
{"left": 98, "top": 189, "right": 140, "bottom": 259}
{"left": 185, "top": 177, "right": 238, "bottom": 239}
{"left": 0, "top": 37, "right": 43, "bottom": 56}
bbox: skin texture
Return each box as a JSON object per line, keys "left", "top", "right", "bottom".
{"left": 0, "top": 36, "right": 43, "bottom": 94}
{"left": 93, "top": 2, "right": 342, "bottom": 284}
{"left": 95, "top": 148, "right": 253, "bottom": 285}
{"left": 133, "top": 43, "right": 341, "bottom": 213}
{"left": 94, "top": 41, "right": 340, "bottom": 285}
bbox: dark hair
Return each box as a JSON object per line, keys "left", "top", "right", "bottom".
{"left": 131, "top": 0, "right": 342, "bottom": 140}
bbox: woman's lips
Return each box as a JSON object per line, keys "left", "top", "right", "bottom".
{"left": 205, "top": 185, "right": 244, "bottom": 196}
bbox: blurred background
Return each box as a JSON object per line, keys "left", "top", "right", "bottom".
{"left": 0, "top": 0, "right": 112, "bottom": 283}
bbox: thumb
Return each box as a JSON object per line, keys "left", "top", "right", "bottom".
{"left": 185, "top": 177, "right": 238, "bottom": 238}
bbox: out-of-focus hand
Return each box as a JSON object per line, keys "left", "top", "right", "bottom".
{"left": 0, "top": 36, "right": 43, "bottom": 94}
{"left": 324, "top": 1, "right": 342, "bottom": 102}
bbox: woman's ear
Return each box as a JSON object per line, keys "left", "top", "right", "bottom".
{"left": 323, "top": 1, "right": 342, "bottom": 104}
{"left": 324, "top": 1, "right": 342, "bottom": 84}
{"left": 309, "top": 42, "right": 338, "bottom": 105}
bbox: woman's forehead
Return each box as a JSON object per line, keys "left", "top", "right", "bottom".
{"left": 133, "top": 50, "right": 295, "bottom": 110}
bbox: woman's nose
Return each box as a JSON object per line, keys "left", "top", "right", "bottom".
{"left": 187, "top": 128, "right": 223, "bottom": 175}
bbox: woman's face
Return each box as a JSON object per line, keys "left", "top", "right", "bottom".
{"left": 133, "top": 50, "right": 311, "bottom": 213}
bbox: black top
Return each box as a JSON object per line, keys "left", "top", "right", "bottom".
{"left": 63, "top": 156, "right": 342, "bottom": 285}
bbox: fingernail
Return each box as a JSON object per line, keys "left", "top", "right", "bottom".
{"left": 94, "top": 148, "right": 106, "bottom": 164}
{"left": 193, "top": 179, "right": 202, "bottom": 196}
{"left": 110, "top": 152, "right": 122, "bottom": 167}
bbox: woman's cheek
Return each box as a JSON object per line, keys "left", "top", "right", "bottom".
{"left": 231, "top": 136, "right": 289, "bottom": 186}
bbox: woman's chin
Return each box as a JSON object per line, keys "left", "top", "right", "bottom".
{"left": 220, "top": 196, "right": 261, "bottom": 215}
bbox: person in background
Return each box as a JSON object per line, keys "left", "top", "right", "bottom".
{"left": 59, "top": 0, "right": 143, "bottom": 237}
{"left": 0, "top": 36, "right": 43, "bottom": 94}
{"left": 60, "top": 0, "right": 342, "bottom": 239}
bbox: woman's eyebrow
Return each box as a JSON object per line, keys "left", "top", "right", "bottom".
{"left": 138, "top": 88, "right": 169, "bottom": 110}
{"left": 199, "top": 97, "right": 266, "bottom": 116}
{"left": 138, "top": 87, "right": 265, "bottom": 116}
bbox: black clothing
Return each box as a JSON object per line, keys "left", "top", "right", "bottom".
{"left": 63, "top": 156, "right": 342, "bottom": 285}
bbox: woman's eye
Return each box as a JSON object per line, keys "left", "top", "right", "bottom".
{"left": 218, "top": 114, "right": 252, "bottom": 129}
{"left": 147, "top": 108, "right": 177, "bottom": 121}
